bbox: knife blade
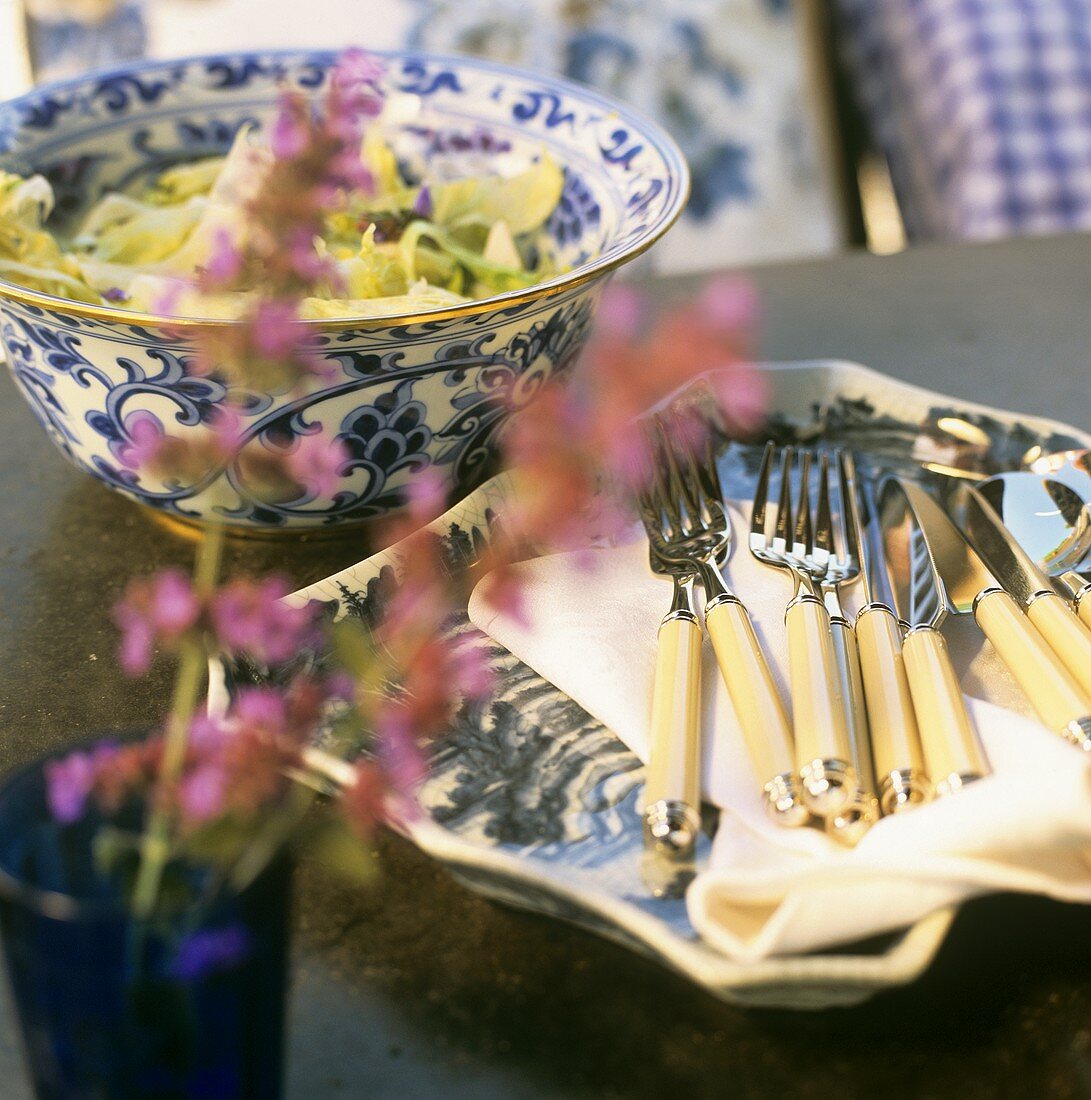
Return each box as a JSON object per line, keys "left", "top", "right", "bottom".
{"left": 878, "top": 479, "right": 989, "bottom": 794}
{"left": 895, "top": 480, "right": 1091, "bottom": 751}
{"left": 959, "top": 482, "right": 1091, "bottom": 699}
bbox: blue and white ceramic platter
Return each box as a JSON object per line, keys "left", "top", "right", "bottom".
{"left": 0, "top": 49, "right": 688, "bottom": 529}
{"left": 256, "top": 360, "right": 1091, "bottom": 1010}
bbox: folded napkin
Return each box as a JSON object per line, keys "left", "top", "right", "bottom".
{"left": 467, "top": 504, "right": 1091, "bottom": 962}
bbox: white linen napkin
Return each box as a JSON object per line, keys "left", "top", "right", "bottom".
{"left": 466, "top": 504, "right": 1091, "bottom": 961}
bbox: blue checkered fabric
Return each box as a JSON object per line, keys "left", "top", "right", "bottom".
{"left": 836, "top": 0, "right": 1091, "bottom": 240}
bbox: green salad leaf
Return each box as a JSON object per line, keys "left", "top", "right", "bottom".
{"left": 0, "top": 123, "right": 566, "bottom": 318}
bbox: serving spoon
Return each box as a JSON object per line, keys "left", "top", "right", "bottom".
{"left": 978, "top": 471, "right": 1091, "bottom": 626}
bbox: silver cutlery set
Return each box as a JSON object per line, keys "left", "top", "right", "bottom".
{"left": 638, "top": 427, "right": 1091, "bottom": 898}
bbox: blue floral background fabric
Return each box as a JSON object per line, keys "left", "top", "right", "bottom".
{"left": 407, "top": 0, "right": 843, "bottom": 271}
{"left": 838, "top": 0, "right": 1091, "bottom": 241}
{"left": 136, "top": 0, "right": 844, "bottom": 273}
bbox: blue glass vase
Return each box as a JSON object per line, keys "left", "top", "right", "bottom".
{"left": 0, "top": 741, "right": 293, "bottom": 1098}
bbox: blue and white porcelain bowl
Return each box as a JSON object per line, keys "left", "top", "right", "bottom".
{"left": 0, "top": 50, "right": 688, "bottom": 531}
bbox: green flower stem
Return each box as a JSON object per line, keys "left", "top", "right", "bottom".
{"left": 227, "top": 784, "right": 313, "bottom": 894}
{"left": 131, "top": 521, "right": 226, "bottom": 920}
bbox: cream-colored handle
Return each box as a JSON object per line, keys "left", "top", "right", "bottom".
{"left": 1026, "top": 591, "right": 1091, "bottom": 699}
{"left": 855, "top": 605, "right": 927, "bottom": 812}
{"left": 902, "top": 627, "right": 989, "bottom": 794}
{"left": 706, "top": 598, "right": 804, "bottom": 823}
{"left": 975, "top": 589, "right": 1091, "bottom": 736}
{"left": 1077, "top": 591, "right": 1091, "bottom": 631}
{"left": 785, "top": 596, "right": 854, "bottom": 813}
{"left": 826, "top": 617, "right": 878, "bottom": 844}
{"left": 829, "top": 618, "right": 875, "bottom": 796}
{"left": 645, "top": 615, "right": 702, "bottom": 813}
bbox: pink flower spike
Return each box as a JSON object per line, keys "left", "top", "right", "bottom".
{"left": 450, "top": 640, "right": 495, "bottom": 700}
{"left": 114, "top": 569, "right": 202, "bottom": 676}
{"left": 232, "top": 686, "right": 289, "bottom": 733}
{"left": 209, "top": 578, "right": 318, "bottom": 666}
{"left": 209, "top": 406, "right": 247, "bottom": 462}
{"left": 287, "top": 230, "right": 331, "bottom": 284}
{"left": 405, "top": 466, "right": 446, "bottom": 523}
{"left": 710, "top": 365, "right": 768, "bottom": 433}
{"left": 334, "top": 47, "right": 384, "bottom": 90}
{"left": 696, "top": 275, "right": 760, "bottom": 334}
{"left": 179, "top": 763, "right": 228, "bottom": 824}
{"left": 251, "top": 299, "right": 302, "bottom": 360}
{"left": 151, "top": 278, "right": 188, "bottom": 318}
{"left": 45, "top": 752, "right": 96, "bottom": 824}
{"left": 376, "top": 707, "right": 428, "bottom": 793}
{"left": 286, "top": 433, "right": 348, "bottom": 498}
{"left": 203, "top": 227, "right": 243, "bottom": 287}
{"left": 595, "top": 283, "right": 646, "bottom": 341}
{"left": 188, "top": 714, "right": 230, "bottom": 753}
{"left": 270, "top": 101, "right": 309, "bottom": 160}
{"left": 118, "top": 413, "right": 166, "bottom": 473}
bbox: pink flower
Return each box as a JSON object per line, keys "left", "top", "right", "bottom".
{"left": 179, "top": 763, "right": 228, "bottom": 824}
{"left": 375, "top": 707, "right": 428, "bottom": 793}
{"left": 333, "top": 48, "right": 384, "bottom": 91}
{"left": 270, "top": 100, "right": 309, "bottom": 160}
{"left": 405, "top": 466, "right": 446, "bottom": 523}
{"left": 595, "top": 283, "right": 646, "bottom": 341}
{"left": 188, "top": 713, "right": 229, "bottom": 753}
{"left": 287, "top": 228, "right": 335, "bottom": 285}
{"left": 450, "top": 639, "right": 495, "bottom": 700}
{"left": 231, "top": 685, "right": 289, "bottom": 733}
{"left": 328, "top": 49, "right": 384, "bottom": 121}
{"left": 707, "top": 364, "right": 769, "bottom": 434}
{"left": 209, "top": 578, "right": 318, "bottom": 665}
{"left": 151, "top": 278, "right": 188, "bottom": 317}
{"left": 114, "top": 570, "right": 202, "bottom": 675}
{"left": 203, "top": 227, "right": 243, "bottom": 287}
{"left": 118, "top": 413, "right": 166, "bottom": 473}
{"left": 286, "top": 433, "right": 348, "bottom": 498}
{"left": 252, "top": 299, "right": 302, "bottom": 359}
{"left": 208, "top": 406, "right": 246, "bottom": 461}
{"left": 696, "top": 275, "right": 760, "bottom": 334}
{"left": 44, "top": 751, "right": 96, "bottom": 823}
{"left": 342, "top": 761, "right": 391, "bottom": 838}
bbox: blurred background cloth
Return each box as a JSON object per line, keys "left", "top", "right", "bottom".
{"left": 5, "top": 0, "right": 1091, "bottom": 261}
{"left": 0, "top": 0, "right": 850, "bottom": 274}
{"left": 836, "top": 0, "right": 1091, "bottom": 242}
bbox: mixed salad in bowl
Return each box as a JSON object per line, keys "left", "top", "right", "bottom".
{"left": 0, "top": 121, "right": 564, "bottom": 320}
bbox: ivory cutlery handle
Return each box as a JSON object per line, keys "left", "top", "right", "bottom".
{"left": 643, "top": 609, "right": 702, "bottom": 897}
{"left": 825, "top": 616, "right": 879, "bottom": 844}
{"left": 1060, "top": 573, "right": 1091, "bottom": 629}
{"left": 785, "top": 595, "right": 855, "bottom": 815}
{"left": 902, "top": 626, "right": 989, "bottom": 795}
{"left": 974, "top": 588, "right": 1091, "bottom": 750}
{"left": 705, "top": 596, "right": 807, "bottom": 826}
{"left": 854, "top": 604, "right": 928, "bottom": 813}
{"left": 1025, "top": 590, "right": 1091, "bottom": 699}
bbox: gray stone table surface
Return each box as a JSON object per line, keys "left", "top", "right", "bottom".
{"left": 1, "top": 232, "right": 1090, "bottom": 1098}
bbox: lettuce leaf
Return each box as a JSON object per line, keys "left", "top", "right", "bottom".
{"left": 432, "top": 153, "right": 563, "bottom": 237}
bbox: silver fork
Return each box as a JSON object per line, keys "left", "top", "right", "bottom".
{"left": 750, "top": 443, "right": 857, "bottom": 816}
{"left": 813, "top": 451, "right": 879, "bottom": 842}
{"left": 649, "top": 419, "right": 807, "bottom": 827}
{"left": 636, "top": 427, "right": 704, "bottom": 899}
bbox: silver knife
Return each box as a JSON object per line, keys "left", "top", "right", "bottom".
{"left": 958, "top": 482, "right": 1091, "bottom": 700}
{"left": 879, "top": 479, "right": 990, "bottom": 794}
{"left": 894, "top": 480, "right": 1091, "bottom": 751}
